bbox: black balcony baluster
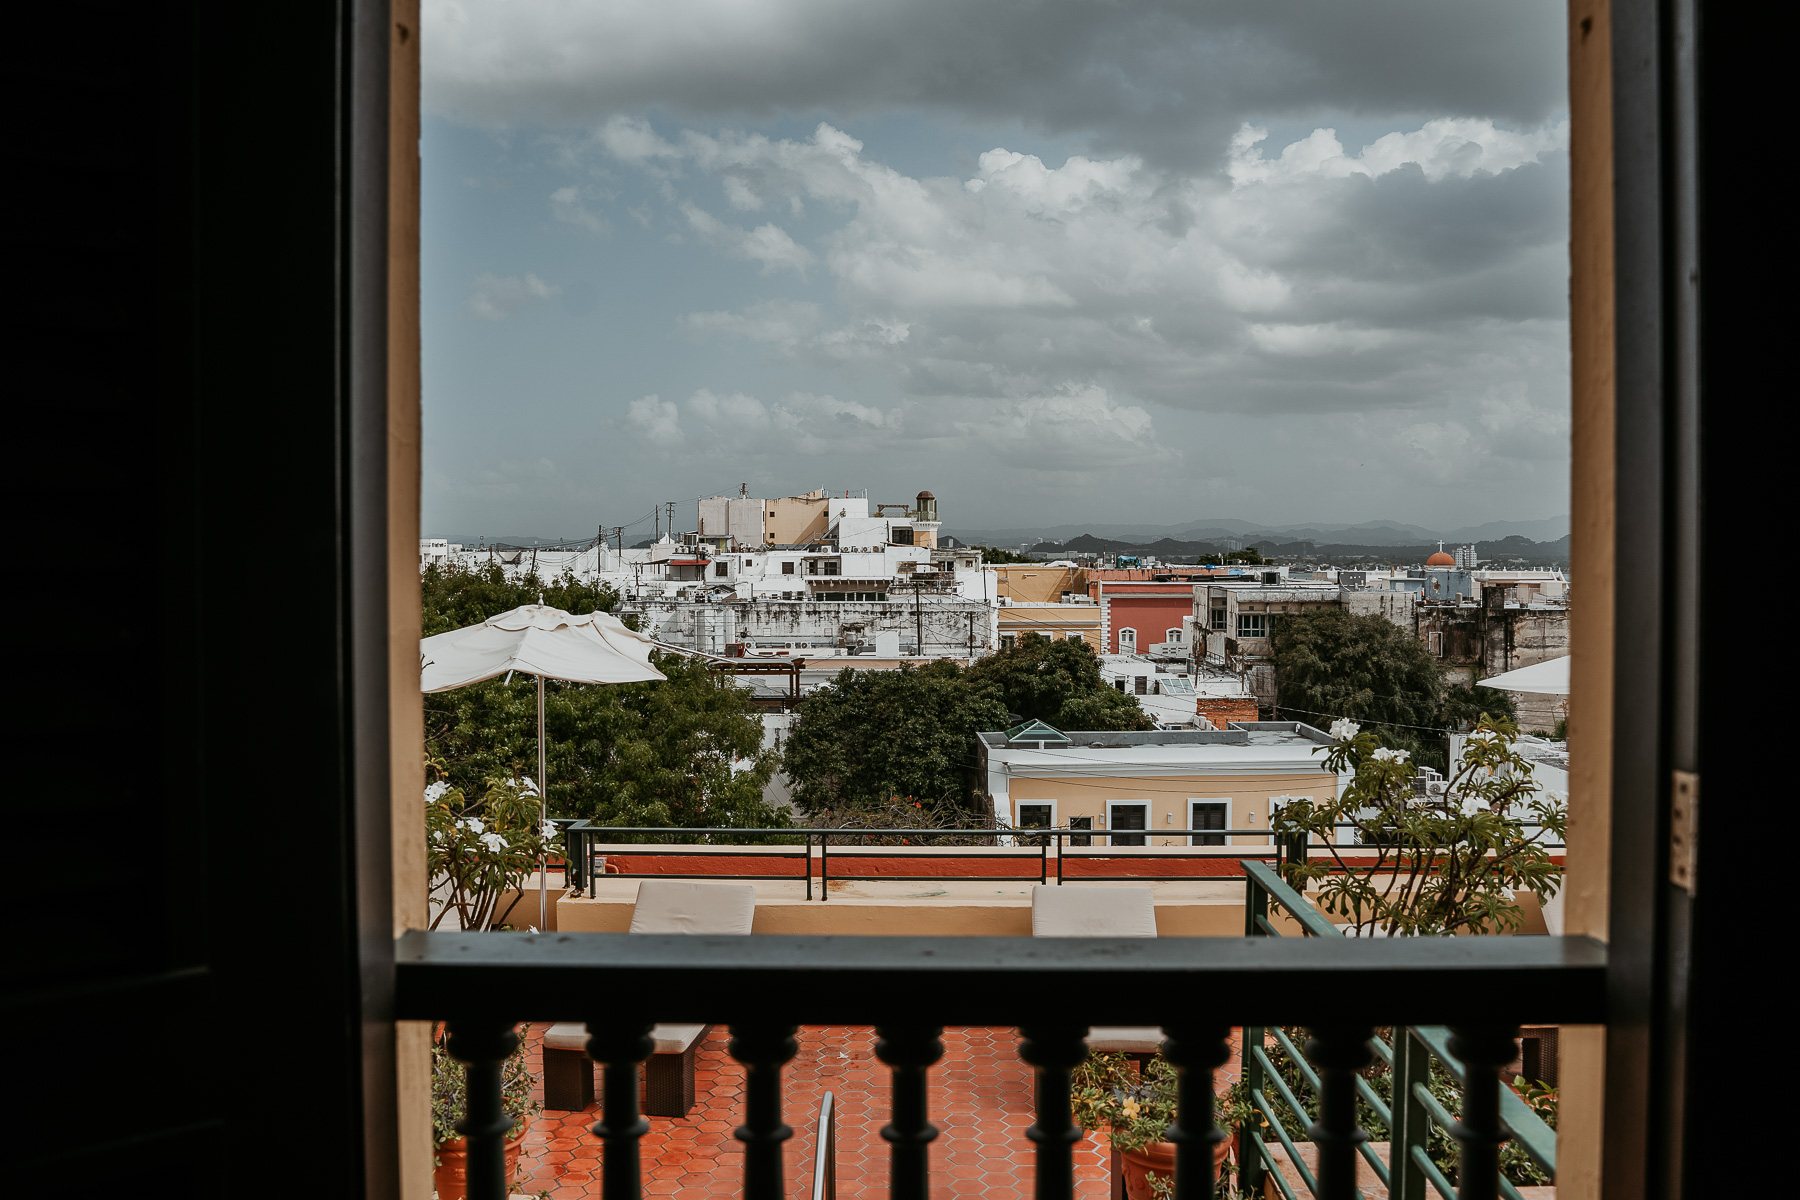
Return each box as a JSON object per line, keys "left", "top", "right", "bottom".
{"left": 587, "top": 1022, "right": 655, "bottom": 1200}
{"left": 1446, "top": 1025, "right": 1519, "bottom": 1200}
{"left": 875, "top": 1024, "right": 944, "bottom": 1200}
{"left": 1305, "top": 1025, "right": 1374, "bottom": 1200}
{"left": 446, "top": 1019, "right": 522, "bottom": 1200}
{"left": 1019, "top": 1023, "right": 1087, "bottom": 1200}
{"left": 731, "top": 1023, "right": 799, "bottom": 1200}
{"left": 1162, "top": 1024, "right": 1233, "bottom": 1200}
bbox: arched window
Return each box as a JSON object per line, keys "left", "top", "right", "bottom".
{"left": 1166, "top": 628, "right": 1183, "bottom": 643}
{"left": 1117, "top": 628, "right": 1137, "bottom": 651}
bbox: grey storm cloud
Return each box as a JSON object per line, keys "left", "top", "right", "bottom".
{"left": 424, "top": 0, "right": 1567, "bottom": 165}
{"left": 420, "top": 0, "right": 1573, "bottom": 532}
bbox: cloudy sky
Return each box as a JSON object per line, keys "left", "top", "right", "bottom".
{"left": 421, "top": 0, "right": 1570, "bottom": 541}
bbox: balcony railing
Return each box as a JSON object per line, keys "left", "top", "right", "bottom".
{"left": 1240, "top": 860, "right": 1562, "bottom": 1199}
{"left": 562, "top": 823, "right": 1564, "bottom": 898}
{"left": 395, "top": 917, "right": 1602, "bottom": 1200}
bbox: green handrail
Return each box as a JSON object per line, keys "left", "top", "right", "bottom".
{"left": 1238, "top": 857, "right": 1557, "bottom": 1199}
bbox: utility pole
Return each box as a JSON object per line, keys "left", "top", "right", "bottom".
{"left": 613, "top": 525, "right": 624, "bottom": 552}
{"left": 967, "top": 612, "right": 974, "bottom": 660}
{"left": 654, "top": 506, "right": 659, "bottom": 541}
{"left": 667, "top": 501, "right": 676, "bottom": 543}
{"left": 913, "top": 580, "right": 923, "bottom": 658}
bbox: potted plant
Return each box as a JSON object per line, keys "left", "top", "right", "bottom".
{"left": 1072, "top": 1052, "right": 1230, "bottom": 1200}
{"left": 431, "top": 1023, "right": 542, "bottom": 1200}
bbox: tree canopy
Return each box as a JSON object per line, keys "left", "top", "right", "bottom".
{"left": 964, "top": 634, "right": 1152, "bottom": 731}
{"left": 970, "top": 544, "right": 1035, "bottom": 564}
{"left": 781, "top": 661, "right": 1009, "bottom": 818}
{"left": 422, "top": 562, "right": 783, "bottom": 829}
{"left": 1271, "top": 609, "right": 1515, "bottom": 768}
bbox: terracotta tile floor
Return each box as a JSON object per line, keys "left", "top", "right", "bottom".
{"left": 510, "top": 1025, "right": 1243, "bottom": 1199}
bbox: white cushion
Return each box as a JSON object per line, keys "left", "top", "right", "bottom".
{"left": 1030, "top": 885, "right": 1158, "bottom": 938}
{"left": 543, "top": 1021, "right": 589, "bottom": 1051}
{"left": 542, "top": 1020, "right": 707, "bottom": 1056}
{"left": 1085, "top": 1027, "right": 1166, "bottom": 1053}
{"left": 651, "top": 1023, "right": 708, "bottom": 1054}
{"left": 629, "top": 879, "right": 757, "bottom": 935}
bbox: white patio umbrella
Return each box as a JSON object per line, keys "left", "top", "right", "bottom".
{"left": 421, "top": 604, "right": 666, "bottom": 928}
{"left": 1479, "top": 655, "right": 1570, "bottom": 695}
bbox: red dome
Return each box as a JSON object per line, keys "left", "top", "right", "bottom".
{"left": 1426, "top": 551, "right": 1456, "bottom": 566}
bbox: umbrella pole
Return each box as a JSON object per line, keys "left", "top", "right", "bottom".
{"left": 538, "top": 673, "right": 548, "bottom": 931}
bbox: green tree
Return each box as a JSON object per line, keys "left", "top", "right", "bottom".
{"left": 970, "top": 544, "right": 1035, "bottom": 564}
{"left": 964, "top": 634, "right": 1152, "bottom": 731}
{"left": 781, "top": 662, "right": 1009, "bottom": 818}
{"left": 1271, "top": 609, "right": 1448, "bottom": 764}
{"left": 1440, "top": 680, "right": 1517, "bottom": 729}
{"left": 422, "top": 562, "right": 783, "bottom": 830}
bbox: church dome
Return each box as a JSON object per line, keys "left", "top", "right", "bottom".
{"left": 1426, "top": 551, "right": 1456, "bottom": 566}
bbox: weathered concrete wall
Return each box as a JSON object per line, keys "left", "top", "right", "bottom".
{"left": 1195, "top": 696, "right": 1260, "bottom": 728}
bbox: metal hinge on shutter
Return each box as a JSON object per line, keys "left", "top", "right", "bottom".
{"left": 1669, "top": 770, "right": 1699, "bottom": 894}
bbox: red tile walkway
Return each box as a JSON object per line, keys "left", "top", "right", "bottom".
{"left": 509, "top": 1024, "right": 1243, "bottom": 1199}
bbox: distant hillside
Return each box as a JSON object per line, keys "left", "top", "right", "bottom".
{"left": 1029, "top": 532, "right": 1570, "bottom": 566}
{"left": 947, "top": 514, "right": 1569, "bottom": 549}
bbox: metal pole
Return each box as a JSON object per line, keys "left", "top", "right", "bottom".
{"left": 537, "top": 673, "right": 548, "bottom": 931}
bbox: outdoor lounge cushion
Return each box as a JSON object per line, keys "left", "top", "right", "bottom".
{"left": 1031, "top": 885, "right": 1162, "bottom": 1053}
{"left": 629, "top": 879, "right": 758, "bottom": 935}
{"left": 543, "top": 1021, "right": 707, "bottom": 1055}
{"left": 1029, "top": 884, "right": 1158, "bottom": 938}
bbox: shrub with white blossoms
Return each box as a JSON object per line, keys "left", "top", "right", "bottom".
{"left": 1268, "top": 716, "right": 1566, "bottom": 936}
{"left": 424, "top": 758, "right": 561, "bottom": 931}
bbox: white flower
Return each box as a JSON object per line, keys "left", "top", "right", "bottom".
{"left": 424, "top": 780, "right": 450, "bottom": 804}
{"left": 463, "top": 817, "right": 486, "bottom": 835}
{"left": 540, "top": 821, "right": 560, "bottom": 842}
{"left": 1460, "top": 797, "right": 1488, "bottom": 816}
{"left": 1372, "top": 748, "right": 1411, "bottom": 764}
{"left": 1329, "top": 719, "right": 1361, "bottom": 740}
{"left": 518, "top": 775, "right": 540, "bottom": 797}
{"left": 478, "top": 831, "right": 508, "bottom": 853}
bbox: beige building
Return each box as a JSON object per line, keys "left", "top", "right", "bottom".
{"left": 977, "top": 721, "right": 1341, "bottom": 844}
{"left": 993, "top": 563, "right": 1088, "bottom": 603}
{"left": 996, "top": 603, "right": 1102, "bottom": 650}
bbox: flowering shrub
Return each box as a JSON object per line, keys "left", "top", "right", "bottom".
{"left": 426, "top": 760, "right": 561, "bottom": 931}
{"left": 1071, "top": 1051, "right": 1178, "bottom": 1155}
{"left": 1268, "top": 717, "right": 1565, "bottom": 936}
{"left": 430, "top": 1023, "right": 540, "bottom": 1149}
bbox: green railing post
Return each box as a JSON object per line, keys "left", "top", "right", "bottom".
{"left": 1240, "top": 871, "right": 1268, "bottom": 1198}
{"left": 1391, "top": 1026, "right": 1431, "bottom": 1200}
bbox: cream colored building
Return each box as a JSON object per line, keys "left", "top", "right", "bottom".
{"left": 977, "top": 721, "right": 1342, "bottom": 845}
{"left": 996, "top": 603, "right": 1102, "bottom": 650}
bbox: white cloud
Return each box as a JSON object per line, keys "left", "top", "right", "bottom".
{"left": 626, "top": 394, "right": 683, "bottom": 445}
{"left": 1228, "top": 119, "right": 1568, "bottom": 186}
{"left": 549, "top": 186, "right": 607, "bottom": 233}
{"left": 679, "top": 203, "right": 815, "bottom": 275}
{"left": 466, "top": 272, "right": 559, "bottom": 319}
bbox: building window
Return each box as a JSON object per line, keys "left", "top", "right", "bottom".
{"left": 824, "top": 561, "right": 840, "bottom": 576}
{"left": 1067, "top": 816, "right": 1092, "bottom": 847}
{"left": 1017, "top": 803, "right": 1053, "bottom": 829}
{"left": 1118, "top": 627, "right": 1137, "bottom": 651}
{"left": 715, "top": 561, "right": 728, "bottom": 577}
{"left": 1108, "top": 802, "right": 1147, "bottom": 847}
{"left": 1114, "top": 678, "right": 1126, "bottom": 692}
{"left": 1237, "top": 613, "right": 1268, "bottom": 639}
{"left": 782, "top": 561, "right": 795, "bottom": 575}
{"left": 1190, "top": 800, "right": 1227, "bottom": 846}
{"left": 1134, "top": 675, "right": 1148, "bottom": 695}
{"left": 1001, "top": 633, "right": 1016, "bottom": 648}
{"left": 1428, "top": 631, "right": 1443, "bottom": 656}
{"left": 1165, "top": 628, "right": 1182, "bottom": 643}
{"left": 1210, "top": 607, "right": 1227, "bottom": 630}
{"left": 892, "top": 527, "right": 914, "bottom": 545}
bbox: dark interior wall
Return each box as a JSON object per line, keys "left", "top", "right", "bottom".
{"left": 6, "top": 3, "right": 394, "bottom": 1195}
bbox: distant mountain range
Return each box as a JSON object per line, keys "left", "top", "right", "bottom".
{"left": 944, "top": 515, "right": 1570, "bottom": 549}
{"left": 1021, "top": 532, "right": 1569, "bottom": 565}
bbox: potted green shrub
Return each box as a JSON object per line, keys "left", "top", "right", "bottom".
{"left": 430, "top": 1024, "right": 541, "bottom": 1200}
{"left": 1072, "top": 1052, "right": 1230, "bottom": 1200}
{"left": 425, "top": 764, "right": 562, "bottom": 931}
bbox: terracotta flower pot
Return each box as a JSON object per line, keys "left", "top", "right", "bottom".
{"left": 433, "top": 1119, "right": 530, "bottom": 1200}
{"left": 1119, "top": 1136, "right": 1232, "bottom": 1200}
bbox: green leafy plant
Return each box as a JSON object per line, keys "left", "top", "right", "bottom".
{"left": 430, "top": 1023, "right": 541, "bottom": 1150}
{"left": 1269, "top": 716, "right": 1565, "bottom": 936}
{"left": 965, "top": 633, "right": 1151, "bottom": 732}
{"left": 1071, "top": 1052, "right": 1178, "bottom": 1156}
{"left": 425, "top": 762, "right": 562, "bottom": 931}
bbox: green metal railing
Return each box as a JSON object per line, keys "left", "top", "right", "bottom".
{"left": 1238, "top": 859, "right": 1558, "bottom": 1200}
